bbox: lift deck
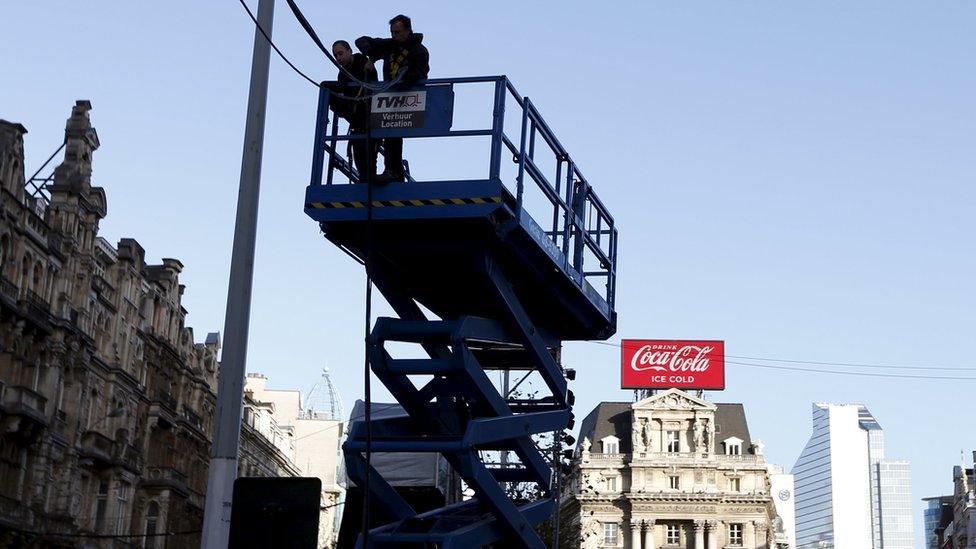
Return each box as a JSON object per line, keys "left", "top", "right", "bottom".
{"left": 305, "top": 76, "right": 618, "bottom": 548}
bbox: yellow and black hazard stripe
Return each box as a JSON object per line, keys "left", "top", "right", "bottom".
{"left": 306, "top": 196, "right": 502, "bottom": 209}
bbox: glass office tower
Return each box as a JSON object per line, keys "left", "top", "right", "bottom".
{"left": 793, "top": 403, "right": 913, "bottom": 548}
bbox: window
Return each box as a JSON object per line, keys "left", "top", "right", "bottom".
{"left": 28, "top": 363, "right": 40, "bottom": 391}
{"left": 728, "top": 523, "right": 743, "bottom": 546}
{"left": 603, "top": 438, "right": 619, "bottom": 454}
{"left": 666, "top": 524, "right": 680, "bottom": 544}
{"left": 723, "top": 437, "right": 743, "bottom": 455}
{"left": 606, "top": 476, "right": 617, "bottom": 491}
{"left": 669, "top": 475, "right": 680, "bottom": 490}
{"left": 55, "top": 376, "right": 65, "bottom": 411}
{"left": 115, "top": 481, "right": 131, "bottom": 534}
{"left": 666, "top": 430, "right": 680, "bottom": 453}
{"left": 144, "top": 502, "right": 160, "bottom": 549}
{"left": 93, "top": 480, "right": 109, "bottom": 532}
{"left": 603, "top": 523, "right": 618, "bottom": 546}
{"left": 0, "top": 234, "right": 8, "bottom": 273}
{"left": 728, "top": 477, "right": 740, "bottom": 492}
{"left": 86, "top": 391, "right": 97, "bottom": 429}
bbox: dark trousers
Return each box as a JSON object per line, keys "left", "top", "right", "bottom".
{"left": 383, "top": 137, "right": 404, "bottom": 176}
{"left": 350, "top": 130, "right": 378, "bottom": 183}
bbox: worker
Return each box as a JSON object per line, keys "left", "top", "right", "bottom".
{"left": 326, "top": 39, "right": 378, "bottom": 182}
{"left": 355, "top": 14, "right": 430, "bottom": 183}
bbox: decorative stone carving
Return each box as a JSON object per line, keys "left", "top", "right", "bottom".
{"left": 632, "top": 418, "right": 646, "bottom": 454}
{"left": 580, "top": 517, "right": 601, "bottom": 549}
{"left": 694, "top": 419, "right": 705, "bottom": 451}
{"left": 581, "top": 436, "right": 591, "bottom": 463}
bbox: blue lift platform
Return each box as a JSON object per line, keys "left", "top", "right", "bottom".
{"left": 305, "top": 76, "right": 618, "bottom": 548}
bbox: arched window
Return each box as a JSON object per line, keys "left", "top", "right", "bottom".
{"left": 145, "top": 501, "right": 160, "bottom": 548}
{"left": 32, "top": 260, "right": 43, "bottom": 295}
{"left": 20, "top": 253, "right": 32, "bottom": 294}
{"left": 0, "top": 234, "right": 9, "bottom": 275}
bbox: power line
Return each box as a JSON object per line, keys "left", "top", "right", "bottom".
{"left": 586, "top": 339, "right": 976, "bottom": 372}
{"left": 236, "top": 0, "right": 405, "bottom": 100}
{"left": 725, "top": 360, "right": 976, "bottom": 381}
{"left": 235, "top": 0, "right": 319, "bottom": 87}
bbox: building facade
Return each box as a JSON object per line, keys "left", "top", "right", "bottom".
{"left": 244, "top": 373, "right": 346, "bottom": 548}
{"left": 923, "top": 453, "right": 976, "bottom": 549}
{"left": 0, "top": 102, "right": 296, "bottom": 547}
{"left": 792, "top": 403, "right": 913, "bottom": 549}
{"left": 565, "top": 388, "right": 794, "bottom": 549}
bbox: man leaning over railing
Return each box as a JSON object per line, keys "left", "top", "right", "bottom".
{"left": 324, "top": 39, "right": 379, "bottom": 182}
{"left": 356, "top": 14, "right": 430, "bottom": 184}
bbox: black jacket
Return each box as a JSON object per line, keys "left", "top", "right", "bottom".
{"left": 355, "top": 32, "right": 429, "bottom": 88}
{"left": 326, "top": 53, "right": 378, "bottom": 129}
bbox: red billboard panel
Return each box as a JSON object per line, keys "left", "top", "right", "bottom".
{"left": 621, "top": 339, "right": 725, "bottom": 390}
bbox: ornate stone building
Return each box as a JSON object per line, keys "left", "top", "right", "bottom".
{"left": 0, "top": 102, "right": 297, "bottom": 547}
{"left": 565, "top": 389, "right": 793, "bottom": 549}
{"left": 923, "top": 452, "right": 976, "bottom": 549}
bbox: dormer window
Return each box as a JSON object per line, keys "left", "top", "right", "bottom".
{"left": 600, "top": 435, "right": 620, "bottom": 454}
{"left": 723, "top": 436, "right": 743, "bottom": 456}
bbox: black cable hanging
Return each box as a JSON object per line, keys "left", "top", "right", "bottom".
{"left": 360, "top": 115, "right": 375, "bottom": 547}
{"left": 235, "top": 0, "right": 319, "bottom": 87}
{"left": 283, "top": 0, "right": 402, "bottom": 95}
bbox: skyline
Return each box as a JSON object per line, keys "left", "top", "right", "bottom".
{"left": 3, "top": 2, "right": 974, "bottom": 546}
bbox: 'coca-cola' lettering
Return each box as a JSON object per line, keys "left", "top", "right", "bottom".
{"left": 630, "top": 345, "right": 714, "bottom": 373}
{"left": 621, "top": 339, "right": 725, "bottom": 390}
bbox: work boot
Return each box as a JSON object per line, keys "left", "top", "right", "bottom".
{"left": 374, "top": 170, "right": 405, "bottom": 184}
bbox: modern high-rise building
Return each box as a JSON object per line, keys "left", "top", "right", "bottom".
{"left": 792, "top": 403, "right": 913, "bottom": 549}
{"left": 921, "top": 495, "right": 953, "bottom": 549}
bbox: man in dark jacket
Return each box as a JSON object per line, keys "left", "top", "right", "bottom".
{"left": 356, "top": 14, "right": 430, "bottom": 183}
{"left": 326, "top": 40, "right": 378, "bottom": 182}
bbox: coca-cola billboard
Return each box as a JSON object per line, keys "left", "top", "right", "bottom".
{"left": 621, "top": 339, "right": 725, "bottom": 390}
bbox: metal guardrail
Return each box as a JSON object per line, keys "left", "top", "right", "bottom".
{"left": 310, "top": 76, "right": 618, "bottom": 308}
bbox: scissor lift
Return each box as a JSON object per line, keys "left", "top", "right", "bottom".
{"left": 305, "top": 76, "right": 618, "bottom": 548}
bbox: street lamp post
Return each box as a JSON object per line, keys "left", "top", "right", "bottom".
{"left": 201, "top": 0, "right": 275, "bottom": 546}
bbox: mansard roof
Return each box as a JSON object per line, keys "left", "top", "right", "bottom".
{"left": 577, "top": 392, "right": 754, "bottom": 454}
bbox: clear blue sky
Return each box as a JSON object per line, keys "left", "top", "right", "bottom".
{"left": 3, "top": 2, "right": 974, "bottom": 545}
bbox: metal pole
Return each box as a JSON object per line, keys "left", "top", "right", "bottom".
{"left": 501, "top": 370, "right": 510, "bottom": 468}
{"left": 202, "top": 0, "right": 274, "bottom": 546}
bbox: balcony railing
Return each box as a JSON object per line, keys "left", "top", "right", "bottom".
{"left": 13, "top": 289, "right": 53, "bottom": 330}
{"left": 0, "top": 276, "right": 17, "bottom": 302}
{"left": 147, "top": 465, "right": 187, "bottom": 484}
{"left": 4, "top": 385, "right": 48, "bottom": 418}
{"left": 629, "top": 451, "right": 763, "bottom": 466}
{"left": 0, "top": 493, "right": 32, "bottom": 526}
{"left": 181, "top": 406, "right": 203, "bottom": 430}
{"left": 154, "top": 389, "right": 178, "bottom": 411}
{"left": 80, "top": 430, "right": 114, "bottom": 459}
